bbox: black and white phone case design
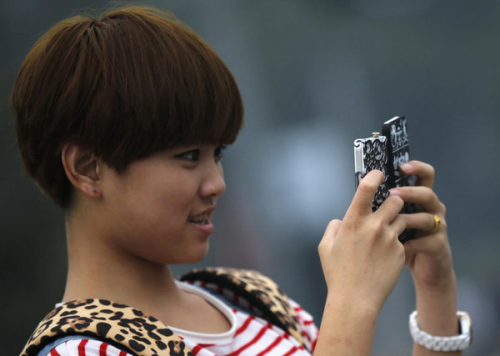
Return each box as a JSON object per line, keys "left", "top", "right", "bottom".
{"left": 354, "top": 116, "right": 416, "bottom": 243}
{"left": 354, "top": 134, "right": 389, "bottom": 212}
{"left": 383, "top": 116, "right": 413, "bottom": 190}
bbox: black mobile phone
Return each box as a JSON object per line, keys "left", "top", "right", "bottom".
{"left": 382, "top": 116, "right": 413, "bottom": 191}
{"left": 354, "top": 116, "right": 416, "bottom": 243}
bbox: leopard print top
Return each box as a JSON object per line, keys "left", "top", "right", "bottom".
{"left": 21, "top": 298, "right": 189, "bottom": 356}
{"left": 21, "top": 267, "right": 305, "bottom": 356}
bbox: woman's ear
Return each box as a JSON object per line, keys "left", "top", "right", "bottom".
{"left": 61, "top": 142, "right": 102, "bottom": 199}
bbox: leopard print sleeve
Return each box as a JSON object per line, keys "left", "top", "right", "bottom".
{"left": 21, "top": 299, "right": 193, "bottom": 356}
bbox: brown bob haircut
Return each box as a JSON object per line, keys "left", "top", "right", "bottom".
{"left": 11, "top": 6, "right": 244, "bottom": 209}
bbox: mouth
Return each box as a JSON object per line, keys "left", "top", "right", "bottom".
{"left": 187, "top": 207, "right": 216, "bottom": 225}
{"left": 187, "top": 216, "right": 210, "bottom": 225}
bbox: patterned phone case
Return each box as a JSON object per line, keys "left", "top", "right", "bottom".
{"left": 382, "top": 116, "right": 412, "bottom": 190}
{"left": 354, "top": 134, "right": 389, "bottom": 212}
{"left": 354, "top": 116, "right": 416, "bottom": 243}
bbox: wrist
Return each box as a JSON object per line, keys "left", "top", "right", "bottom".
{"left": 325, "top": 291, "right": 382, "bottom": 322}
{"left": 414, "top": 274, "right": 458, "bottom": 337}
{"left": 412, "top": 265, "right": 456, "bottom": 290}
{"left": 410, "top": 250, "right": 456, "bottom": 289}
{"left": 316, "top": 294, "right": 380, "bottom": 356}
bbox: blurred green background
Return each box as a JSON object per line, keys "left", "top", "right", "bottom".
{"left": 2, "top": 0, "right": 500, "bottom": 354}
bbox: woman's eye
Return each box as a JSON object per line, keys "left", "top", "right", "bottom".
{"left": 214, "top": 145, "right": 226, "bottom": 161}
{"left": 176, "top": 149, "right": 200, "bottom": 162}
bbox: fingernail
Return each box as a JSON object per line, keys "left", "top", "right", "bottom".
{"left": 389, "top": 189, "right": 401, "bottom": 197}
{"left": 365, "top": 170, "right": 384, "bottom": 184}
{"left": 401, "top": 163, "right": 413, "bottom": 172}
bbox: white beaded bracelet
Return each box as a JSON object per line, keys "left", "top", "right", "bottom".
{"left": 409, "top": 310, "right": 472, "bottom": 352}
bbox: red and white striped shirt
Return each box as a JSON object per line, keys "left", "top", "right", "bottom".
{"left": 47, "top": 282, "right": 318, "bottom": 356}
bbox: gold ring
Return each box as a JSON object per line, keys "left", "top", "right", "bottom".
{"left": 432, "top": 215, "right": 441, "bottom": 233}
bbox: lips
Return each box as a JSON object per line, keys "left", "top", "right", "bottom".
{"left": 187, "top": 206, "right": 216, "bottom": 224}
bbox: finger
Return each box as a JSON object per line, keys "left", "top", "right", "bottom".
{"left": 388, "top": 214, "right": 407, "bottom": 239}
{"left": 347, "top": 170, "right": 385, "bottom": 218}
{"left": 390, "top": 186, "right": 442, "bottom": 213}
{"left": 324, "top": 219, "right": 342, "bottom": 239}
{"left": 400, "top": 160, "right": 435, "bottom": 188}
{"left": 402, "top": 212, "right": 445, "bottom": 233}
{"left": 373, "top": 193, "right": 405, "bottom": 224}
{"left": 318, "top": 219, "right": 342, "bottom": 255}
{"left": 404, "top": 230, "right": 449, "bottom": 258}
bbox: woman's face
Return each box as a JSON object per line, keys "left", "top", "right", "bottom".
{"left": 99, "top": 144, "right": 226, "bottom": 264}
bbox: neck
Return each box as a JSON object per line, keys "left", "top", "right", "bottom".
{"left": 63, "top": 210, "right": 182, "bottom": 317}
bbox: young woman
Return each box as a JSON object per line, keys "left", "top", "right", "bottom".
{"left": 11, "top": 6, "right": 470, "bottom": 356}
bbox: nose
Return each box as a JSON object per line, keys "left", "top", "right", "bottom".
{"left": 200, "top": 161, "right": 226, "bottom": 199}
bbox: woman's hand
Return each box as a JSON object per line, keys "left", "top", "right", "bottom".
{"left": 393, "top": 160, "right": 455, "bottom": 289}
{"left": 315, "top": 170, "right": 409, "bottom": 356}
{"left": 318, "top": 169, "right": 407, "bottom": 312}
{"left": 315, "top": 162, "right": 460, "bottom": 356}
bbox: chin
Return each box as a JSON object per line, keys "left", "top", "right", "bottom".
{"left": 160, "top": 244, "right": 210, "bottom": 265}
{"left": 184, "top": 246, "right": 210, "bottom": 264}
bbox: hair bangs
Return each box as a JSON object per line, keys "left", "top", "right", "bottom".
{"left": 80, "top": 7, "right": 244, "bottom": 170}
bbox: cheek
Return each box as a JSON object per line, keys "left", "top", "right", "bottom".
{"left": 104, "top": 178, "right": 205, "bottom": 264}
{"left": 136, "top": 180, "right": 199, "bottom": 223}
{"left": 103, "top": 165, "right": 200, "bottom": 232}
